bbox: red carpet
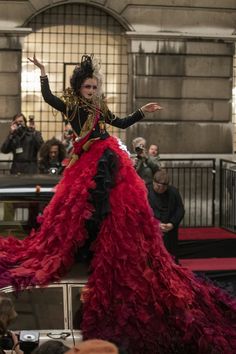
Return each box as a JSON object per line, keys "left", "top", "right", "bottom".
{"left": 180, "top": 258, "right": 236, "bottom": 271}
{"left": 178, "top": 227, "right": 236, "bottom": 272}
{"left": 179, "top": 227, "right": 236, "bottom": 241}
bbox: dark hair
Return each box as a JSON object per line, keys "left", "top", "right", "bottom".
{"left": 38, "top": 137, "right": 66, "bottom": 166}
{"left": 70, "top": 55, "right": 94, "bottom": 95}
{"left": 153, "top": 169, "right": 169, "bottom": 185}
{"left": 0, "top": 293, "right": 17, "bottom": 335}
{"left": 32, "top": 340, "right": 69, "bottom": 354}
{"left": 149, "top": 144, "right": 159, "bottom": 149}
{"left": 12, "top": 113, "right": 27, "bottom": 126}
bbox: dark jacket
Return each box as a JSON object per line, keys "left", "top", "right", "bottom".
{"left": 135, "top": 156, "right": 160, "bottom": 185}
{"left": 148, "top": 184, "right": 185, "bottom": 258}
{"left": 147, "top": 184, "right": 185, "bottom": 229}
{"left": 1, "top": 128, "right": 44, "bottom": 174}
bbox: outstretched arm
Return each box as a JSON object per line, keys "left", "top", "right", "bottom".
{"left": 28, "top": 54, "right": 66, "bottom": 114}
{"left": 106, "top": 102, "right": 163, "bottom": 129}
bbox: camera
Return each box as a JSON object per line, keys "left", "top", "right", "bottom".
{"left": 135, "top": 144, "right": 145, "bottom": 154}
{"left": 28, "top": 115, "right": 35, "bottom": 131}
{"left": 19, "top": 331, "right": 39, "bottom": 353}
{"left": 48, "top": 160, "right": 62, "bottom": 175}
{"left": 16, "top": 123, "right": 25, "bottom": 134}
{"left": 0, "top": 331, "right": 39, "bottom": 353}
{"left": 0, "top": 332, "right": 15, "bottom": 350}
{"left": 48, "top": 167, "right": 59, "bottom": 175}
{"left": 28, "top": 115, "right": 35, "bottom": 122}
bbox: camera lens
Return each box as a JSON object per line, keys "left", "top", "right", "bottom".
{"left": 135, "top": 145, "right": 144, "bottom": 153}
{"left": 49, "top": 167, "right": 58, "bottom": 175}
{"left": 16, "top": 124, "right": 25, "bottom": 134}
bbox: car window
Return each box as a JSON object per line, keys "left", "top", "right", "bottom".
{"left": 0, "top": 200, "right": 49, "bottom": 237}
{"left": 8, "top": 286, "right": 65, "bottom": 330}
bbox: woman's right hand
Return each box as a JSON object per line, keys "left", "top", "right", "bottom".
{"left": 28, "top": 54, "right": 46, "bottom": 76}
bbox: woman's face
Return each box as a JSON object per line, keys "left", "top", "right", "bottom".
{"left": 80, "top": 77, "right": 98, "bottom": 100}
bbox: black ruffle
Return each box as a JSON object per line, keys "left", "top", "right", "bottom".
{"left": 76, "top": 148, "right": 119, "bottom": 262}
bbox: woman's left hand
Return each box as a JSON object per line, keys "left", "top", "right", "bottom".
{"left": 141, "top": 102, "right": 163, "bottom": 113}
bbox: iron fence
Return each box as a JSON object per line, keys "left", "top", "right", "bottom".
{"left": 220, "top": 159, "right": 236, "bottom": 232}
{"left": 0, "top": 158, "right": 216, "bottom": 228}
{"left": 161, "top": 159, "right": 216, "bottom": 227}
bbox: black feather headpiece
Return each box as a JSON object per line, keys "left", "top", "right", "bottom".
{"left": 70, "top": 55, "right": 95, "bottom": 95}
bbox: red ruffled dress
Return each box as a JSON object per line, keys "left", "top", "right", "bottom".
{"left": 0, "top": 77, "right": 236, "bottom": 354}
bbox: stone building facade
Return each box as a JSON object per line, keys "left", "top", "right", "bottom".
{"left": 0, "top": 0, "right": 236, "bottom": 153}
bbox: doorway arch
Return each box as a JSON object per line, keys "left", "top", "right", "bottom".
{"left": 22, "top": 3, "right": 128, "bottom": 142}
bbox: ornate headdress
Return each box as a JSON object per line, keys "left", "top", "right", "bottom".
{"left": 61, "top": 54, "right": 107, "bottom": 121}
{"left": 70, "top": 54, "right": 103, "bottom": 97}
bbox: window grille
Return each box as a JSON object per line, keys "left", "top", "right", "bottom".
{"left": 22, "top": 4, "right": 128, "bottom": 143}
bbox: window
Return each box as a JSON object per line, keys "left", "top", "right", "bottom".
{"left": 22, "top": 4, "right": 128, "bottom": 143}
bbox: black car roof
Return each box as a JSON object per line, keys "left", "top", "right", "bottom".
{"left": 0, "top": 174, "right": 61, "bottom": 199}
{"left": 0, "top": 174, "right": 60, "bottom": 188}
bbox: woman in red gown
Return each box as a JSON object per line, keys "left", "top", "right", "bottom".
{"left": 0, "top": 54, "right": 236, "bottom": 354}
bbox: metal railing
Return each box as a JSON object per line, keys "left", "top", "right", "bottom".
{"left": 0, "top": 158, "right": 216, "bottom": 228}
{"left": 220, "top": 159, "right": 236, "bottom": 232}
{"left": 161, "top": 159, "right": 216, "bottom": 227}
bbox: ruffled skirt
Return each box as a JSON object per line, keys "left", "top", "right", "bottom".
{"left": 0, "top": 136, "right": 236, "bottom": 354}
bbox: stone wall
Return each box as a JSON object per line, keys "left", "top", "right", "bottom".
{"left": 126, "top": 39, "right": 234, "bottom": 153}
{"left": 0, "top": 31, "right": 28, "bottom": 150}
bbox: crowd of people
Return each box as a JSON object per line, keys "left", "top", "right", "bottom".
{"left": 0, "top": 116, "right": 74, "bottom": 176}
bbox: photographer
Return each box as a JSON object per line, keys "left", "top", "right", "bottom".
{"left": 0, "top": 293, "right": 22, "bottom": 354}
{"left": 1, "top": 113, "right": 44, "bottom": 175}
{"left": 38, "top": 137, "right": 66, "bottom": 175}
{"left": 132, "top": 137, "right": 160, "bottom": 185}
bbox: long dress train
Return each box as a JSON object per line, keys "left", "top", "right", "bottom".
{"left": 0, "top": 136, "right": 236, "bottom": 354}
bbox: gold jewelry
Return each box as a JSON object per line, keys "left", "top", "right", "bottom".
{"left": 60, "top": 88, "right": 108, "bottom": 129}
{"left": 66, "top": 153, "right": 79, "bottom": 168}
{"left": 61, "top": 88, "right": 79, "bottom": 122}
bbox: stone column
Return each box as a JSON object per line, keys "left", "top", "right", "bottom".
{"left": 233, "top": 47, "right": 236, "bottom": 153}
{"left": 0, "top": 28, "right": 31, "bottom": 149}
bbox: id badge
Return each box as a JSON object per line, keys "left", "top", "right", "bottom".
{"left": 16, "top": 147, "right": 23, "bottom": 154}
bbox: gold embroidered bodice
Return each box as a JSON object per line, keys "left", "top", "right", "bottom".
{"left": 60, "top": 88, "right": 108, "bottom": 138}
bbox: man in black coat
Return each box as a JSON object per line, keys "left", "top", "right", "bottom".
{"left": 1, "top": 113, "right": 43, "bottom": 174}
{"left": 148, "top": 169, "right": 185, "bottom": 262}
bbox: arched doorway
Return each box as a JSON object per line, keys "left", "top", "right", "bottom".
{"left": 22, "top": 3, "right": 128, "bottom": 142}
